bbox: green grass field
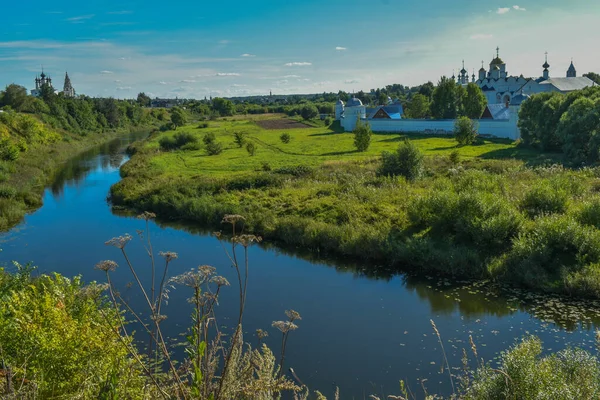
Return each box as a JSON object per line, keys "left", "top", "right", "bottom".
{"left": 140, "top": 115, "right": 556, "bottom": 179}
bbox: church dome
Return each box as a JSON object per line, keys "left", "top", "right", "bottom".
{"left": 336, "top": 99, "right": 344, "bottom": 106}
{"left": 510, "top": 93, "right": 530, "bottom": 106}
{"left": 542, "top": 61, "right": 550, "bottom": 69}
{"left": 346, "top": 97, "right": 363, "bottom": 107}
{"left": 490, "top": 57, "right": 504, "bottom": 65}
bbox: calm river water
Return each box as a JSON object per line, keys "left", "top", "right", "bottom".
{"left": 2, "top": 133, "right": 600, "bottom": 398}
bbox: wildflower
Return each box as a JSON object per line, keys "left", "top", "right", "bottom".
{"left": 105, "top": 234, "right": 132, "bottom": 249}
{"left": 272, "top": 320, "right": 298, "bottom": 334}
{"left": 159, "top": 251, "right": 178, "bottom": 262}
{"left": 137, "top": 211, "right": 156, "bottom": 221}
{"left": 256, "top": 329, "right": 269, "bottom": 340}
{"left": 222, "top": 214, "right": 245, "bottom": 225}
{"left": 95, "top": 260, "right": 118, "bottom": 272}
{"left": 210, "top": 276, "right": 230, "bottom": 287}
{"left": 213, "top": 231, "right": 222, "bottom": 239}
{"left": 151, "top": 314, "right": 167, "bottom": 323}
{"left": 198, "top": 265, "right": 216, "bottom": 277}
{"left": 285, "top": 310, "right": 302, "bottom": 322}
{"left": 234, "top": 234, "right": 263, "bottom": 247}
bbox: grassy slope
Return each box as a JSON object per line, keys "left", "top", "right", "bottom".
{"left": 112, "top": 115, "right": 600, "bottom": 298}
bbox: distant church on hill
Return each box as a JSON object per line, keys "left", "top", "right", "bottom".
{"left": 31, "top": 70, "right": 76, "bottom": 98}
{"left": 455, "top": 47, "right": 594, "bottom": 105}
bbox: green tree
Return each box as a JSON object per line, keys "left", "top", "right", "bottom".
{"left": 584, "top": 72, "right": 600, "bottom": 85}
{"left": 353, "top": 119, "right": 372, "bottom": 152}
{"left": 418, "top": 81, "right": 435, "bottom": 99}
{"left": 378, "top": 92, "right": 389, "bottom": 105}
{"left": 300, "top": 104, "right": 318, "bottom": 120}
{"left": 170, "top": 107, "right": 187, "bottom": 129}
{"left": 462, "top": 83, "right": 487, "bottom": 119}
{"left": 212, "top": 98, "right": 235, "bottom": 116}
{"left": 233, "top": 131, "right": 246, "bottom": 147}
{"left": 431, "top": 76, "right": 460, "bottom": 119}
{"left": 454, "top": 116, "right": 478, "bottom": 145}
{"left": 136, "top": 92, "right": 151, "bottom": 107}
{"left": 280, "top": 133, "right": 291, "bottom": 143}
{"left": 405, "top": 93, "right": 430, "bottom": 119}
{"left": 557, "top": 97, "right": 600, "bottom": 165}
{"left": 0, "top": 84, "right": 28, "bottom": 111}
{"left": 377, "top": 139, "right": 424, "bottom": 181}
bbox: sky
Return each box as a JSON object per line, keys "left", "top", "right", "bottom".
{"left": 0, "top": 0, "right": 598, "bottom": 99}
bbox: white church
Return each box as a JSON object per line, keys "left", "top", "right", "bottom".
{"left": 335, "top": 48, "right": 596, "bottom": 140}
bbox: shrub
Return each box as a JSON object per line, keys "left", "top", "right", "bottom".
{"left": 159, "top": 132, "right": 198, "bottom": 151}
{"left": 203, "top": 132, "right": 216, "bottom": 145}
{"left": 0, "top": 140, "right": 19, "bottom": 161}
{"left": 274, "top": 165, "right": 313, "bottom": 177}
{"left": 246, "top": 141, "right": 256, "bottom": 156}
{"left": 280, "top": 133, "right": 291, "bottom": 144}
{"left": 0, "top": 185, "right": 16, "bottom": 198}
{"left": 197, "top": 122, "right": 209, "bottom": 129}
{"left": 300, "top": 104, "right": 318, "bottom": 120}
{"left": 324, "top": 117, "right": 332, "bottom": 126}
{"left": 449, "top": 149, "right": 460, "bottom": 165}
{"left": 353, "top": 119, "right": 372, "bottom": 152}
{"left": 377, "top": 139, "right": 424, "bottom": 181}
{"left": 575, "top": 197, "right": 600, "bottom": 228}
{"left": 205, "top": 141, "right": 223, "bottom": 155}
{"left": 261, "top": 162, "right": 272, "bottom": 171}
{"left": 454, "top": 116, "right": 478, "bottom": 145}
{"left": 233, "top": 131, "right": 246, "bottom": 148}
{"left": 521, "top": 181, "right": 569, "bottom": 217}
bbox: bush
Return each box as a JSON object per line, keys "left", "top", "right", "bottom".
{"left": 0, "top": 185, "right": 16, "bottom": 198}
{"left": 159, "top": 132, "right": 198, "bottom": 151}
{"left": 324, "top": 117, "right": 332, "bottom": 126}
{"left": 521, "top": 181, "right": 569, "bottom": 217}
{"left": 300, "top": 104, "right": 318, "bottom": 120}
{"left": 353, "top": 119, "right": 372, "bottom": 152}
{"left": 280, "top": 133, "right": 291, "bottom": 144}
{"left": 454, "top": 116, "right": 478, "bottom": 145}
{"left": 449, "top": 149, "right": 460, "bottom": 165}
{"left": 246, "top": 141, "right": 256, "bottom": 156}
{"left": 233, "top": 131, "right": 246, "bottom": 148}
{"left": 377, "top": 139, "right": 424, "bottom": 181}
{"left": 0, "top": 139, "right": 19, "bottom": 161}
{"left": 197, "top": 122, "right": 209, "bottom": 129}
{"left": 274, "top": 165, "right": 313, "bottom": 177}
{"left": 261, "top": 162, "right": 271, "bottom": 171}
{"left": 206, "top": 141, "right": 223, "bottom": 155}
{"left": 203, "top": 132, "right": 216, "bottom": 145}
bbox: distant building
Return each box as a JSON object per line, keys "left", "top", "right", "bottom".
{"left": 63, "top": 72, "right": 76, "bottom": 97}
{"left": 31, "top": 71, "right": 53, "bottom": 97}
{"left": 456, "top": 48, "right": 595, "bottom": 105}
{"left": 150, "top": 97, "right": 185, "bottom": 108}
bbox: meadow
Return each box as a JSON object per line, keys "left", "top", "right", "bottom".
{"left": 112, "top": 115, "right": 600, "bottom": 298}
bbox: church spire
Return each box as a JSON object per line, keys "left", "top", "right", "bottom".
{"left": 63, "top": 71, "right": 75, "bottom": 97}
{"left": 542, "top": 51, "right": 550, "bottom": 80}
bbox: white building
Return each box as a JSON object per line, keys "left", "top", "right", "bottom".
{"left": 30, "top": 70, "right": 76, "bottom": 98}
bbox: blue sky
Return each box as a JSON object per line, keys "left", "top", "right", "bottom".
{"left": 0, "top": 0, "right": 598, "bottom": 99}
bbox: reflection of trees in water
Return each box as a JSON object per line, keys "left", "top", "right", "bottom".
{"left": 50, "top": 132, "right": 147, "bottom": 198}
{"left": 112, "top": 183, "right": 600, "bottom": 333}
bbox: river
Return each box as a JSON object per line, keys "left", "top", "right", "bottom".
{"left": 2, "top": 133, "right": 600, "bottom": 398}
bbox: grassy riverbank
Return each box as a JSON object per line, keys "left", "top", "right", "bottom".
{"left": 111, "top": 115, "right": 600, "bottom": 298}
{"left": 0, "top": 110, "right": 158, "bottom": 231}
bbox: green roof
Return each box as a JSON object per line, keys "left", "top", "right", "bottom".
{"left": 490, "top": 57, "right": 504, "bottom": 65}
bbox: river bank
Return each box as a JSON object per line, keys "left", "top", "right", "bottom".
{"left": 0, "top": 114, "right": 153, "bottom": 231}
{"left": 110, "top": 116, "right": 600, "bottom": 299}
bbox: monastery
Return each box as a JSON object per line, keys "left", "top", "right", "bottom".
{"left": 31, "top": 70, "right": 76, "bottom": 98}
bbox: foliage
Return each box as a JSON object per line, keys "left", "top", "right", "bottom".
{"left": 233, "top": 131, "right": 246, "bottom": 147}
{"left": 300, "top": 104, "right": 319, "bottom": 120}
{"left": 280, "top": 132, "right": 291, "bottom": 144}
{"left": 584, "top": 72, "right": 600, "bottom": 85}
{"left": 0, "top": 265, "right": 143, "bottom": 398}
{"left": 405, "top": 93, "right": 430, "bottom": 119}
{"left": 431, "top": 76, "right": 460, "bottom": 119}
{"left": 377, "top": 139, "right": 424, "bottom": 181}
{"left": 449, "top": 149, "right": 460, "bottom": 165}
{"left": 159, "top": 132, "right": 199, "bottom": 151}
{"left": 246, "top": 141, "right": 256, "bottom": 156}
{"left": 136, "top": 92, "right": 151, "bottom": 107}
{"left": 0, "top": 84, "right": 28, "bottom": 112}
{"left": 170, "top": 107, "right": 187, "bottom": 129}
{"left": 353, "top": 119, "right": 372, "bottom": 152}
{"left": 454, "top": 116, "right": 478, "bottom": 145}
{"left": 212, "top": 97, "right": 235, "bottom": 116}
{"left": 463, "top": 83, "right": 487, "bottom": 119}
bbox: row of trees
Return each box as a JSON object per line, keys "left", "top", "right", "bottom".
{"left": 0, "top": 84, "right": 162, "bottom": 136}
{"left": 519, "top": 86, "right": 600, "bottom": 165}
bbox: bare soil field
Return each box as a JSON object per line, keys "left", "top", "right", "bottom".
{"left": 255, "top": 119, "right": 310, "bottom": 130}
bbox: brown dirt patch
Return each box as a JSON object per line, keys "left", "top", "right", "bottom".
{"left": 256, "top": 119, "right": 310, "bottom": 130}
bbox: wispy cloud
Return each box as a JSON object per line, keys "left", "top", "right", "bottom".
{"left": 335, "top": 47, "right": 347, "bottom": 51}
{"left": 158, "top": 81, "right": 168, "bottom": 85}
{"left": 345, "top": 79, "right": 359, "bottom": 84}
{"left": 240, "top": 53, "right": 255, "bottom": 57}
{"left": 114, "top": 80, "right": 122, "bottom": 83}
{"left": 470, "top": 33, "right": 493, "bottom": 40}
{"left": 66, "top": 14, "right": 95, "bottom": 23}
{"left": 231, "top": 84, "right": 247, "bottom": 87}
{"left": 283, "top": 75, "right": 301, "bottom": 78}
{"left": 216, "top": 72, "right": 240, "bottom": 76}
{"left": 496, "top": 7, "right": 510, "bottom": 14}
{"left": 116, "top": 86, "right": 131, "bottom": 90}
{"left": 100, "top": 70, "right": 114, "bottom": 74}
{"left": 513, "top": 5, "right": 526, "bottom": 11}
{"left": 284, "top": 62, "right": 312, "bottom": 66}
{"left": 180, "top": 79, "right": 196, "bottom": 83}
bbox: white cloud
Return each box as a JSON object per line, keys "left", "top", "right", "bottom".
{"left": 284, "top": 62, "right": 312, "bottom": 66}
{"left": 283, "top": 75, "right": 301, "bottom": 78}
{"left": 66, "top": 14, "right": 95, "bottom": 22}
{"left": 497, "top": 7, "right": 510, "bottom": 14}
{"left": 231, "top": 84, "right": 246, "bottom": 87}
{"left": 345, "top": 79, "right": 360, "bottom": 84}
{"left": 513, "top": 5, "right": 526, "bottom": 11}
{"left": 216, "top": 72, "right": 240, "bottom": 76}
{"left": 114, "top": 79, "right": 122, "bottom": 83}
{"left": 277, "top": 80, "right": 289, "bottom": 85}
{"left": 159, "top": 81, "right": 168, "bottom": 85}
{"left": 107, "top": 10, "right": 132, "bottom": 15}
{"left": 470, "top": 33, "right": 494, "bottom": 40}
{"left": 180, "top": 79, "right": 196, "bottom": 83}
{"left": 336, "top": 47, "right": 347, "bottom": 51}
{"left": 100, "top": 70, "right": 113, "bottom": 74}
{"left": 240, "top": 53, "right": 255, "bottom": 57}
{"left": 116, "top": 86, "right": 131, "bottom": 90}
